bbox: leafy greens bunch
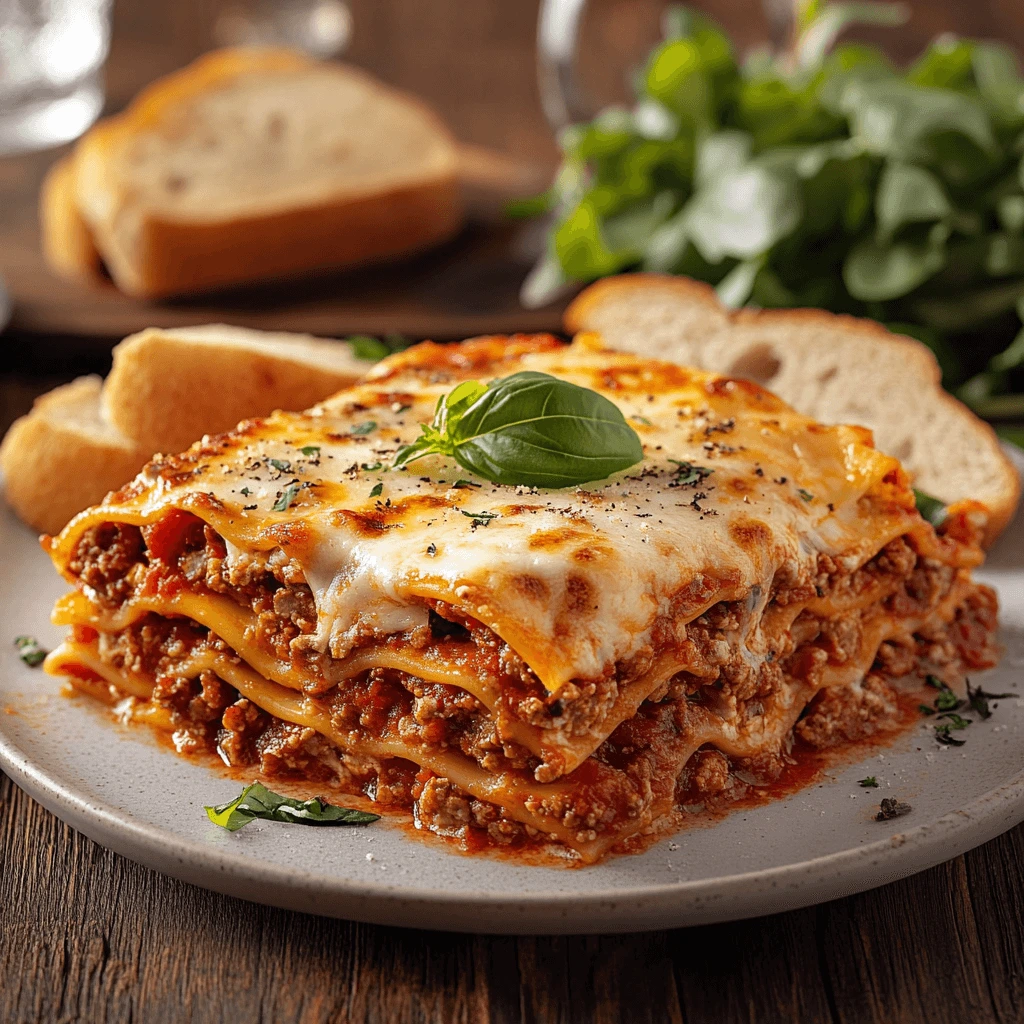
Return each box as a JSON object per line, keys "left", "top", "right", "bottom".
{"left": 518, "top": 1, "right": 1024, "bottom": 427}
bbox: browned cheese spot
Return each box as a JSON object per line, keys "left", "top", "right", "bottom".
{"left": 729, "top": 516, "right": 772, "bottom": 552}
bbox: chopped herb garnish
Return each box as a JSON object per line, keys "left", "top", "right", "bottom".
{"left": 350, "top": 421, "right": 377, "bottom": 436}
{"left": 346, "top": 335, "right": 391, "bottom": 361}
{"left": 914, "top": 489, "right": 947, "bottom": 528}
{"left": 205, "top": 782, "right": 380, "bottom": 832}
{"left": 269, "top": 458, "right": 292, "bottom": 473}
{"left": 426, "top": 543, "right": 437, "bottom": 556}
{"left": 453, "top": 479, "right": 481, "bottom": 489}
{"left": 369, "top": 482, "right": 383, "bottom": 498}
{"left": 240, "top": 487, "right": 252, "bottom": 497}
{"left": 461, "top": 509, "right": 498, "bottom": 523}
{"left": 925, "top": 674, "right": 962, "bottom": 712}
{"left": 934, "top": 713, "right": 970, "bottom": 744}
{"left": 668, "top": 460, "right": 714, "bottom": 486}
{"left": 394, "top": 404, "right": 413, "bottom": 414}
{"left": 632, "top": 415, "right": 652, "bottom": 425}
{"left": 876, "top": 798, "right": 912, "bottom": 822}
{"left": 300, "top": 445, "right": 321, "bottom": 457}
{"left": 935, "top": 729, "right": 967, "bottom": 747}
{"left": 918, "top": 703, "right": 936, "bottom": 715}
{"left": 361, "top": 462, "right": 383, "bottom": 471}
{"left": 272, "top": 483, "right": 300, "bottom": 512}
{"left": 14, "top": 635, "right": 47, "bottom": 668}
{"left": 797, "top": 488, "right": 814, "bottom": 502}
{"left": 966, "top": 679, "right": 1017, "bottom": 720}
{"left": 937, "top": 712, "right": 972, "bottom": 729}
{"left": 858, "top": 776, "right": 879, "bottom": 788}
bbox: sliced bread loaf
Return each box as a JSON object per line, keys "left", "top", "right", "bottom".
{"left": 0, "top": 377, "right": 148, "bottom": 535}
{"left": 47, "top": 48, "right": 463, "bottom": 298}
{"left": 565, "top": 273, "right": 1020, "bottom": 543}
{"left": 2, "top": 325, "right": 376, "bottom": 534}
{"left": 103, "top": 324, "right": 372, "bottom": 454}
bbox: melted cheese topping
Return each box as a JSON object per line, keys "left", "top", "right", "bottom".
{"left": 49, "top": 333, "right": 932, "bottom": 695}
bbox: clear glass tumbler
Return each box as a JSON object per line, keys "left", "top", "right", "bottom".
{"left": 0, "top": 0, "right": 113, "bottom": 156}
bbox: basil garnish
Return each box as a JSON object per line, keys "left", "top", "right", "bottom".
{"left": 393, "top": 371, "right": 643, "bottom": 487}
{"left": 205, "top": 782, "right": 380, "bottom": 832}
{"left": 14, "top": 635, "right": 47, "bottom": 667}
{"left": 914, "top": 489, "right": 946, "bottom": 527}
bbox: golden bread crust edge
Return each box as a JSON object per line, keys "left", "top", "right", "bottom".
{"left": 565, "top": 273, "right": 1021, "bottom": 545}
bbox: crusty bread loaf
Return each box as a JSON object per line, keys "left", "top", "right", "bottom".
{"left": 0, "top": 377, "right": 148, "bottom": 535}
{"left": 39, "top": 156, "right": 105, "bottom": 286}
{"left": 103, "top": 324, "right": 372, "bottom": 454}
{"left": 1, "top": 325, "right": 375, "bottom": 534}
{"left": 44, "top": 47, "right": 463, "bottom": 298}
{"left": 566, "top": 273, "right": 1020, "bottom": 544}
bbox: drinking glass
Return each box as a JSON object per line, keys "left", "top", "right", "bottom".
{"left": 0, "top": 0, "right": 113, "bottom": 156}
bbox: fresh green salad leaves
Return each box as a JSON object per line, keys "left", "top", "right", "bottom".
{"left": 394, "top": 371, "right": 644, "bottom": 487}
{"left": 205, "top": 783, "right": 380, "bottom": 832}
{"left": 518, "top": 2, "right": 1024, "bottom": 431}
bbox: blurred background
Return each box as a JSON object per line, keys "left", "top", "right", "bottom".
{"left": 2, "top": 0, "right": 1024, "bottom": 401}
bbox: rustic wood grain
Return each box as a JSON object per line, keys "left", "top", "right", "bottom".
{"left": 4, "top": 770, "right": 1024, "bottom": 1024}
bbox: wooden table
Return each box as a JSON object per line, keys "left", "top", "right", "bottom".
{"left": 4, "top": 2, "right": 1024, "bottom": 1021}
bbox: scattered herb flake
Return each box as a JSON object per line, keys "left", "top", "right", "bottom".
{"left": 797, "top": 488, "right": 814, "bottom": 502}
{"left": 369, "top": 482, "right": 383, "bottom": 498}
{"left": 350, "top": 421, "right": 377, "bottom": 436}
{"left": 668, "top": 460, "right": 714, "bottom": 486}
{"left": 269, "top": 458, "right": 292, "bottom": 473}
{"left": 272, "top": 483, "right": 300, "bottom": 512}
{"left": 918, "top": 703, "right": 936, "bottom": 715}
{"left": 935, "top": 730, "right": 967, "bottom": 747}
{"left": 460, "top": 509, "right": 498, "bottom": 522}
{"left": 426, "top": 543, "right": 437, "bottom": 556}
{"left": 632, "top": 415, "right": 652, "bottom": 425}
{"left": 453, "top": 479, "right": 481, "bottom": 489}
{"left": 361, "top": 462, "right": 383, "bottom": 471}
{"left": 205, "top": 782, "right": 380, "bottom": 832}
{"left": 858, "top": 776, "right": 879, "bottom": 788}
{"left": 14, "top": 635, "right": 47, "bottom": 667}
{"left": 966, "top": 679, "right": 1017, "bottom": 720}
{"left": 876, "top": 798, "right": 912, "bottom": 822}
{"left": 240, "top": 487, "right": 252, "bottom": 497}
{"left": 300, "top": 445, "right": 321, "bottom": 457}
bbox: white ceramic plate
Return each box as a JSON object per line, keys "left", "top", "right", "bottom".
{"left": 2, "top": 488, "right": 1023, "bottom": 936}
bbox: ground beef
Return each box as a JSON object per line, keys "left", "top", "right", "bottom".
{"left": 795, "top": 674, "right": 901, "bottom": 749}
{"left": 66, "top": 523, "right": 144, "bottom": 602}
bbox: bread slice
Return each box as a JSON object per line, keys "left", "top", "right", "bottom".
{"left": 566, "top": 274, "right": 1020, "bottom": 544}
{"left": 103, "top": 324, "right": 373, "bottom": 455}
{"left": 0, "top": 377, "right": 149, "bottom": 535}
{"left": 54, "top": 47, "right": 463, "bottom": 298}
{"left": 39, "top": 156, "right": 105, "bottom": 286}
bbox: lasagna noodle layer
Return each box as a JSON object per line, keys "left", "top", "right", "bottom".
{"left": 46, "top": 569, "right": 984, "bottom": 860}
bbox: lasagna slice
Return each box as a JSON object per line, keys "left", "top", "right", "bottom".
{"left": 43, "top": 334, "right": 999, "bottom": 863}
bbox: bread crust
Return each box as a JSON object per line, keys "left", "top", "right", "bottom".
{"left": 39, "top": 157, "right": 105, "bottom": 286}
{"left": 46, "top": 47, "right": 464, "bottom": 298}
{"left": 102, "top": 326, "right": 371, "bottom": 453}
{"left": 566, "top": 273, "right": 1021, "bottom": 544}
{"left": 0, "top": 378, "right": 147, "bottom": 535}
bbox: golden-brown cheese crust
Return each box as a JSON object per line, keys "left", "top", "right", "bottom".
{"left": 47, "top": 334, "right": 955, "bottom": 703}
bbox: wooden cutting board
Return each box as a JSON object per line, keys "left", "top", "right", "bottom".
{"left": 0, "top": 143, "right": 567, "bottom": 344}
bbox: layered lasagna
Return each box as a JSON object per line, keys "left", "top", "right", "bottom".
{"left": 43, "top": 334, "right": 999, "bottom": 863}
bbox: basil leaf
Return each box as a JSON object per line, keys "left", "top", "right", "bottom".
{"left": 684, "top": 163, "right": 802, "bottom": 262}
{"left": 875, "top": 163, "right": 951, "bottom": 242}
{"left": 205, "top": 783, "right": 380, "bottom": 832}
{"left": 395, "top": 371, "right": 643, "bottom": 488}
{"left": 796, "top": 2, "right": 909, "bottom": 72}
{"left": 914, "top": 489, "right": 947, "bottom": 527}
{"left": 843, "top": 237, "right": 945, "bottom": 300}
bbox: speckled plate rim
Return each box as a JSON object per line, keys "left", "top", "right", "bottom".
{"left": 3, "top": 720, "right": 1023, "bottom": 935}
